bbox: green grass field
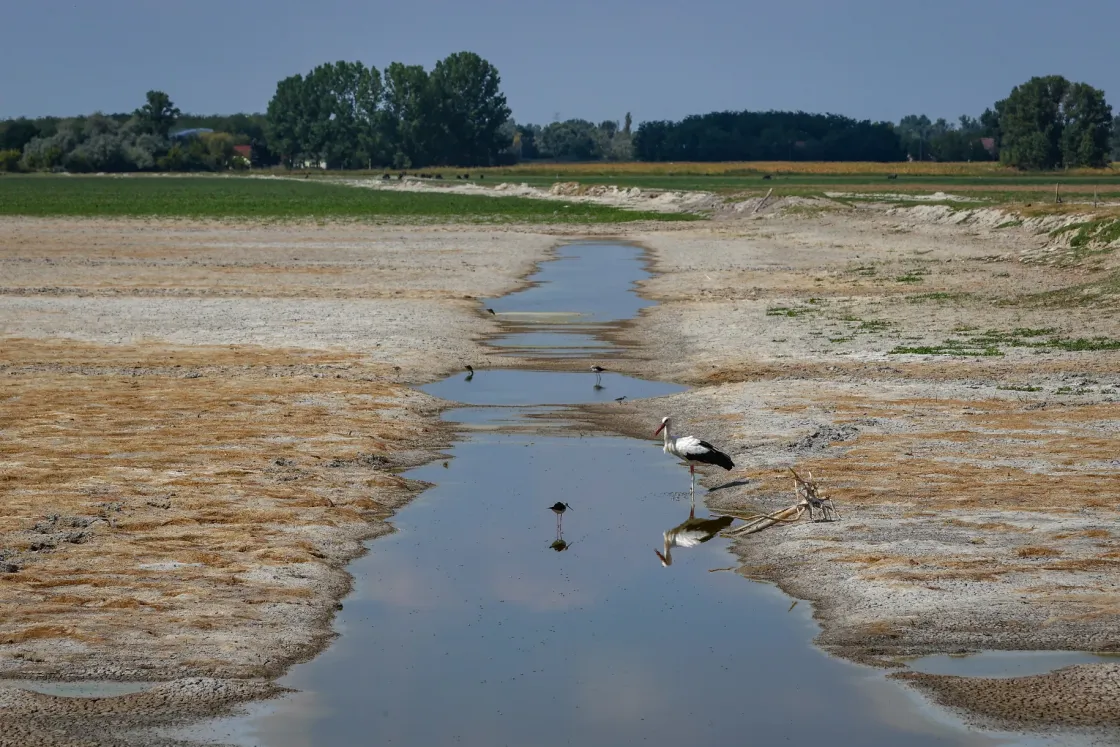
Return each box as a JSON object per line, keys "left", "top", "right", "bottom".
{"left": 0, "top": 175, "right": 697, "bottom": 223}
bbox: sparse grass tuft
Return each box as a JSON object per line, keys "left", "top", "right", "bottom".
{"left": 766, "top": 305, "right": 820, "bottom": 317}
{"left": 1016, "top": 546, "right": 1063, "bottom": 558}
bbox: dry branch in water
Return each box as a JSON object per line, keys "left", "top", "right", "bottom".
{"left": 722, "top": 468, "right": 841, "bottom": 537}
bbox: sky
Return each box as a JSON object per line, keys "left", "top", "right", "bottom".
{"left": 3, "top": 0, "right": 1118, "bottom": 126}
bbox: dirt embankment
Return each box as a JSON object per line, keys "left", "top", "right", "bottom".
{"left": 579, "top": 205, "right": 1120, "bottom": 736}
{"left": 0, "top": 219, "right": 569, "bottom": 744}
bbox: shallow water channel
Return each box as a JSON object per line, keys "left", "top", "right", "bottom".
{"left": 180, "top": 242, "right": 1054, "bottom": 746}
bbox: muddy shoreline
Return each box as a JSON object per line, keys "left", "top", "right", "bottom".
{"left": 2, "top": 208, "right": 1118, "bottom": 743}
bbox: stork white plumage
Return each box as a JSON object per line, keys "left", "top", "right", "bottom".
{"left": 653, "top": 416, "right": 734, "bottom": 496}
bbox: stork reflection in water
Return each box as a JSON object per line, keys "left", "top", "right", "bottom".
{"left": 655, "top": 498, "right": 734, "bottom": 567}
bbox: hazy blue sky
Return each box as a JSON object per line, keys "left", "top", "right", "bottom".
{"left": 3, "top": 0, "right": 1117, "bottom": 126}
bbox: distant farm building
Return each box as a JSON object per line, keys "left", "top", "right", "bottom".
{"left": 232, "top": 144, "right": 252, "bottom": 167}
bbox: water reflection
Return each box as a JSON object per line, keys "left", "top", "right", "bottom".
{"left": 656, "top": 501, "right": 736, "bottom": 568}
{"left": 550, "top": 525, "right": 572, "bottom": 552}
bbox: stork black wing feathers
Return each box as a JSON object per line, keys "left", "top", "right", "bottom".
{"left": 690, "top": 442, "right": 734, "bottom": 471}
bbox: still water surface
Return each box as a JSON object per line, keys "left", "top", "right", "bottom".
{"left": 175, "top": 241, "right": 1045, "bottom": 746}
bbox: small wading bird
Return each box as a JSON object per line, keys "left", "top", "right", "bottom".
{"left": 590, "top": 365, "right": 606, "bottom": 389}
{"left": 548, "top": 501, "right": 572, "bottom": 530}
{"left": 464, "top": 364, "right": 474, "bottom": 381}
{"left": 653, "top": 416, "right": 734, "bottom": 496}
{"left": 656, "top": 503, "right": 735, "bottom": 567}
{"left": 486, "top": 308, "right": 496, "bottom": 315}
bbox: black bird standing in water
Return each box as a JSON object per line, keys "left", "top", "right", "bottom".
{"left": 590, "top": 365, "right": 606, "bottom": 388}
{"left": 464, "top": 364, "right": 474, "bottom": 381}
{"left": 548, "top": 501, "right": 572, "bottom": 530}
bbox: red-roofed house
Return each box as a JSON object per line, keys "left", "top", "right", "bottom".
{"left": 233, "top": 144, "right": 252, "bottom": 168}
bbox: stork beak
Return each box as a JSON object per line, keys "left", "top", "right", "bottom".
{"left": 653, "top": 423, "right": 665, "bottom": 436}
{"left": 654, "top": 549, "right": 669, "bottom": 567}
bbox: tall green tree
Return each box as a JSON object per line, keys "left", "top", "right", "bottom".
{"left": 997, "top": 75, "right": 1068, "bottom": 169}
{"left": 266, "top": 75, "right": 306, "bottom": 166}
{"left": 1112, "top": 114, "right": 1120, "bottom": 162}
{"left": 134, "top": 90, "right": 181, "bottom": 137}
{"left": 994, "top": 75, "right": 1111, "bottom": 169}
{"left": 302, "top": 61, "right": 383, "bottom": 168}
{"left": 428, "top": 52, "right": 511, "bottom": 166}
{"left": 1061, "top": 82, "right": 1113, "bottom": 168}
{"left": 382, "top": 62, "right": 435, "bottom": 168}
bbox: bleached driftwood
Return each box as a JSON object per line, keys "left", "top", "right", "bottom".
{"left": 720, "top": 467, "right": 840, "bottom": 537}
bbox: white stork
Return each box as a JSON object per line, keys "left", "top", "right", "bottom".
{"left": 655, "top": 503, "right": 735, "bottom": 567}
{"left": 653, "top": 416, "right": 734, "bottom": 496}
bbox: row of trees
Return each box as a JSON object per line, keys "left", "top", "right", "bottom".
{"left": 631, "top": 75, "right": 1113, "bottom": 168}
{"left": 0, "top": 91, "right": 259, "bottom": 172}
{"left": 266, "top": 54, "right": 511, "bottom": 169}
{"left": 633, "top": 111, "right": 905, "bottom": 162}
{"left": 894, "top": 114, "right": 996, "bottom": 162}
{"left": 514, "top": 116, "right": 634, "bottom": 161}
{"left": 2, "top": 67, "right": 1117, "bottom": 171}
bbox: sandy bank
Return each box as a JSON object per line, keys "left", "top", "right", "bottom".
{"left": 580, "top": 206, "right": 1119, "bottom": 736}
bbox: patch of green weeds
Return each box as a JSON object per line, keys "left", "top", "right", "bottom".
{"left": 766, "top": 305, "right": 820, "bottom": 317}
{"left": 896, "top": 267, "right": 931, "bottom": 283}
{"left": 890, "top": 327, "right": 1120, "bottom": 357}
{"left": 890, "top": 343, "right": 1003, "bottom": 356}
{"left": 997, "top": 384, "right": 1043, "bottom": 392}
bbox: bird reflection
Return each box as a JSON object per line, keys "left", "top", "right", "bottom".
{"left": 550, "top": 526, "right": 571, "bottom": 552}
{"left": 655, "top": 501, "right": 734, "bottom": 567}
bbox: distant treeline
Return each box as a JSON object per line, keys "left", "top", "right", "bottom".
{"left": 0, "top": 94, "right": 274, "bottom": 173}
{"left": 1, "top": 64, "right": 1116, "bottom": 172}
{"left": 633, "top": 112, "right": 906, "bottom": 162}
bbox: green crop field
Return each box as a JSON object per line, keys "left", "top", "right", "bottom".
{"left": 0, "top": 175, "right": 697, "bottom": 223}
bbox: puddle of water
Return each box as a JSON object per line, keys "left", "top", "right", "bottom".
{"left": 486, "top": 242, "right": 653, "bottom": 357}
{"left": 0, "top": 680, "right": 153, "bottom": 698}
{"left": 485, "top": 241, "right": 654, "bottom": 323}
{"left": 906, "top": 650, "right": 1117, "bottom": 679}
{"left": 422, "top": 370, "right": 683, "bottom": 407}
